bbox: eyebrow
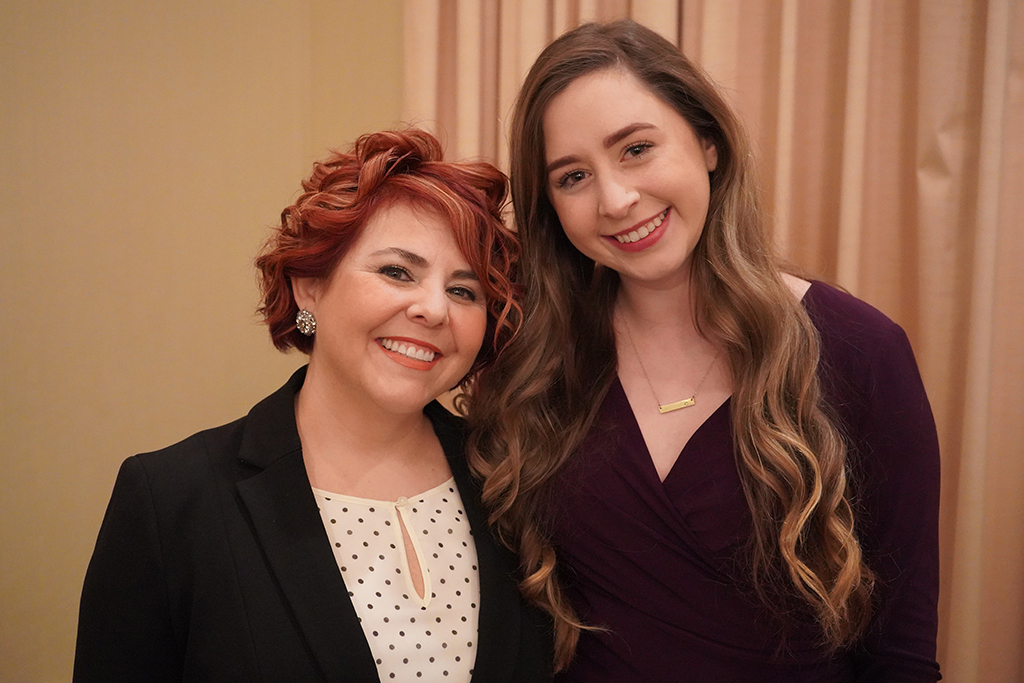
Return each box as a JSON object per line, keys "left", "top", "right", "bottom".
{"left": 544, "top": 122, "right": 657, "bottom": 176}
{"left": 373, "top": 247, "right": 427, "bottom": 267}
{"left": 371, "top": 247, "right": 479, "bottom": 281}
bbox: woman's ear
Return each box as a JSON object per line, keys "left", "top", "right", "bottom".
{"left": 291, "top": 276, "right": 322, "bottom": 313}
{"left": 702, "top": 138, "right": 719, "bottom": 173}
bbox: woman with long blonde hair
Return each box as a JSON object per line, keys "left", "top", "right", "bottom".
{"left": 468, "top": 19, "right": 940, "bottom": 682}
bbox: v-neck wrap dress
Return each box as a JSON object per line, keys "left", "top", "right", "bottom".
{"left": 547, "top": 282, "right": 941, "bottom": 682}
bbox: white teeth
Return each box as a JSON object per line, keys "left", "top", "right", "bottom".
{"left": 614, "top": 209, "right": 668, "bottom": 243}
{"left": 381, "top": 338, "right": 436, "bottom": 362}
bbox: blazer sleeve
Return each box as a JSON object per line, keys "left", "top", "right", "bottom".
{"left": 74, "top": 456, "right": 183, "bottom": 682}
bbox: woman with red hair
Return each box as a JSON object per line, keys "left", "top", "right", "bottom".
{"left": 74, "top": 128, "right": 552, "bottom": 682}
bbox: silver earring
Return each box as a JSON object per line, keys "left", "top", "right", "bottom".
{"left": 295, "top": 309, "right": 316, "bottom": 336}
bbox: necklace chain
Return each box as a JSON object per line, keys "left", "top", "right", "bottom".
{"left": 620, "top": 313, "right": 718, "bottom": 414}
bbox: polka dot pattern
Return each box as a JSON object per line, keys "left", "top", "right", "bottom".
{"left": 314, "top": 478, "right": 479, "bottom": 683}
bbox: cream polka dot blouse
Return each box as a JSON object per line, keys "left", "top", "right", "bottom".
{"left": 313, "top": 478, "right": 480, "bottom": 682}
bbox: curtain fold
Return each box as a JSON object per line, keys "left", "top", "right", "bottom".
{"left": 402, "top": 1, "right": 1024, "bottom": 679}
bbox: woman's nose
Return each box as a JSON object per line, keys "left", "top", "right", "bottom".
{"left": 598, "top": 174, "right": 640, "bottom": 219}
{"left": 406, "top": 285, "right": 449, "bottom": 326}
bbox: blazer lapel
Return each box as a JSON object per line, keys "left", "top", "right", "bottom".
{"left": 427, "top": 403, "right": 522, "bottom": 683}
{"left": 235, "top": 368, "right": 381, "bottom": 683}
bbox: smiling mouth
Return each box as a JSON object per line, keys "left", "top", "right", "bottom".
{"left": 611, "top": 208, "right": 669, "bottom": 244}
{"left": 379, "top": 337, "right": 438, "bottom": 362}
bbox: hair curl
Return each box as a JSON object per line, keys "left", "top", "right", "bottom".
{"left": 255, "top": 128, "right": 521, "bottom": 385}
{"left": 466, "top": 20, "right": 874, "bottom": 669}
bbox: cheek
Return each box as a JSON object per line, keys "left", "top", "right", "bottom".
{"left": 454, "top": 307, "right": 488, "bottom": 361}
{"left": 550, "top": 200, "right": 594, "bottom": 254}
{"left": 692, "top": 177, "right": 713, "bottom": 223}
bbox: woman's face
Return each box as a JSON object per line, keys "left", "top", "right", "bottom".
{"left": 295, "top": 201, "right": 488, "bottom": 415}
{"left": 542, "top": 68, "right": 718, "bottom": 291}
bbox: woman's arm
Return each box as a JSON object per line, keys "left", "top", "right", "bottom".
{"left": 848, "top": 324, "right": 942, "bottom": 682}
{"left": 74, "top": 456, "right": 182, "bottom": 682}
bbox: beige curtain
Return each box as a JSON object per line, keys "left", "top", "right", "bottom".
{"left": 403, "top": 1, "right": 1024, "bottom": 680}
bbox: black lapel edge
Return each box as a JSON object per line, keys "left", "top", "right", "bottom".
{"left": 236, "top": 368, "right": 381, "bottom": 683}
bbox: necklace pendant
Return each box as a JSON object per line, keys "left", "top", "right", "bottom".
{"left": 659, "top": 396, "right": 696, "bottom": 413}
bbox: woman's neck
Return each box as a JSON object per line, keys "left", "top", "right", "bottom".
{"left": 615, "top": 272, "right": 703, "bottom": 345}
{"left": 294, "top": 363, "right": 448, "bottom": 500}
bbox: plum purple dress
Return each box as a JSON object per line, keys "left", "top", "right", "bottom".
{"left": 548, "top": 282, "right": 941, "bottom": 683}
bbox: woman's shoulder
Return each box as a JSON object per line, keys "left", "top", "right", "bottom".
{"left": 800, "top": 281, "right": 926, "bottom": 412}
{"left": 130, "top": 368, "right": 307, "bottom": 487}
{"left": 117, "top": 417, "right": 249, "bottom": 510}
{"left": 801, "top": 280, "right": 909, "bottom": 352}
{"left": 133, "top": 416, "right": 246, "bottom": 469}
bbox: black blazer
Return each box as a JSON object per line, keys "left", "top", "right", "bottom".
{"left": 74, "top": 367, "right": 553, "bottom": 682}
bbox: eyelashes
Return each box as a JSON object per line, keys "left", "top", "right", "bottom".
{"left": 378, "top": 264, "right": 411, "bottom": 281}
{"left": 623, "top": 140, "right": 653, "bottom": 159}
{"left": 447, "top": 285, "right": 478, "bottom": 302}
{"left": 556, "top": 169, "right": 587, "bottom": 189}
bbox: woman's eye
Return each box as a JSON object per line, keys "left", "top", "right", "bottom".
{"left": 379, "top": 265, "right": 411, "bottom": 281}
{"left": 447, "top": 285, "right": 478, "bottom": 302}
{"left": 557, "top": 169, "right": 588, "bottom": 189}
{"left": 624, "top": 141, "right": 653, "bottom": 159}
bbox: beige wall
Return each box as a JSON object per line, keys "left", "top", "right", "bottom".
{"left": 0, "top": 1, "right": 404, "bottom": 679}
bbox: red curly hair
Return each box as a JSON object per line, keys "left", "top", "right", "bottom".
{"left": 255, "top": 128, "right": 521, "bottom": 382}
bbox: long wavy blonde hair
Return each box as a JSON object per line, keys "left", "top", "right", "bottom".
{"left": 465, "top": 19, "right": 874, "bottom": 670}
